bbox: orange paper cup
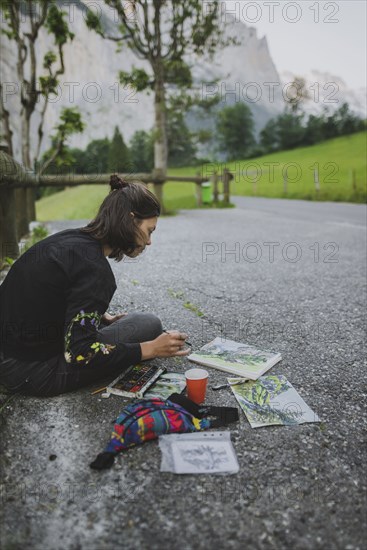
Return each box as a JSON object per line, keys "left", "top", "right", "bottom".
{"left": 185, "top": 368, "right": 209, "bottom": 404}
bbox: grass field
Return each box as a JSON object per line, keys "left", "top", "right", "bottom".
{"left": 36, "top": 132, "right": 366, "bottom": 221}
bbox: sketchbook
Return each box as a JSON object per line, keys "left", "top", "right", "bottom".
{"left": 188, "top": 337, "right": 281, "bottom": 379}
{"left": 229, "top": 375, "right": 320, "bottom": 428}
{"left": 144, "top": 372, "right": 186, "bottom": 400}
{"left": 159, "top": 432, "right": 239, "bottom": 475}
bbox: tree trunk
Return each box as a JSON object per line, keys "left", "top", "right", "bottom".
{"left": 152, "top": 60, "right": 167, "bottom": 180}
{"left": 19, "top": 110, "right": 35, "bottom": 233}
{"left": 0, "top": 189, "right": 19, "bottom": 265}
{"left": 153, "top": 183, "right": 165, "bottom": 214}
{"left": 0, "top": 150, "right": 19, "bottom": 266}
{"left": 22, "top": 110, "right": 32, "bottom": 169}
{"left": 15, "top": 189, "right": 29, "bottom": 238}
{"left": 0, "top": 84, "right": 14, "bottom": 157}
{"left": 27, "top": 188, "right": 36, "bottom": 222}
{"left": 223, "top": 168, "right": 231, "bottom": 204}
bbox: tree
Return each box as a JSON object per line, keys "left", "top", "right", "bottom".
{"left": 67, "top": 148, "right": 86, "bottom": 175}
{"left": 284, "top": 77, "right": 310, "bottom": 114}
{"left": 108, "top": 127, "right": 132, "bottom": 173}
{"left": 320, "top": 108, "right": 339, "bottom": 140}
{"left": 36, "top": 110, "right": 84, "bottom": 199}
{"left": 37, "top": 136, "right": 108, "bottom": 199}
{"left": 277, "top": 113, "right": 305, "bottom": 151}
{"left": 83, "top": 138, "right": 111, "bottom": 174}
{"left": 166, "top": 100, "right": 197, "bottom": 167}
{"left": 0, "top": 1, "right": 75, "bottom": 167}
{"left": 334, "top": 103, "right": 365, "bottom": 136}
{"left": 87, "top": 0, "right": 232, "bottom": 178}
{"left": 260, "top": 118, "right": 280, "bottom": 153}
{"left": 167, "top": 114, "right": 196, "bottom": 167}
{"left": 320, "top": 103, "right": 365, "bottom": 140}
{"left": 303, "top": 114, "right": 325, "bottom": 146}
{"left": 0, "top": 1, "right": 78, "bottom": 233}
{"left": 260, "top": 112, "right": 305, "bottom": 153}
{"left": 39, "top": 108, "right": 85, "bottom": 175}
{"left": 130, "top": 130, "right": 154, "bottom": 172}
{"left": 216, "top": 103, "right": 255, "bottom": 161}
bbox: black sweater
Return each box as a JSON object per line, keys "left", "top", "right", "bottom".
{"left": 0, "top": 228, "right": 142, "bottom": 367}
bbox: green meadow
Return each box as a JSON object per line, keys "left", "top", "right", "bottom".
{"left": 36, "top": 132, "right": 366, "bottom": 221}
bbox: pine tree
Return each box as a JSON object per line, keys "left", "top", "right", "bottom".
{"left": 107, "top": 127, "right": 132, "bottom": 173}
{"left": 130, "top": 130, "right": 154, "bottom": 172}
{"left": 87, "top": 1, "right": 233, "bottom": 178}
{"left": 216, "top": 103, "right": 256, "bottom": 161}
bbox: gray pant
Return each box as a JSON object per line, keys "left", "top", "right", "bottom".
{"left": 0, "top": 312, "right": 162, "bottom": 397}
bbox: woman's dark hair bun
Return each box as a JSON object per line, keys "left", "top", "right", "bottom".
{"left": 110, "top": 174, "right": 130, "bottom": 191}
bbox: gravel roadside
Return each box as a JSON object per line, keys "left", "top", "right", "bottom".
{"left": 1, "top": 199, "right": 366, "bottom": 550}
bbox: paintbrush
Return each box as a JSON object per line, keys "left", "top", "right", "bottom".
{"left": 163, "top": 329, "right": 192, "bottom": 347}
{"left": 91, "top": 386, "right": 107, "bottom": 395}
{"left": 211, "top": 378, "right": 249, "bottom": 391}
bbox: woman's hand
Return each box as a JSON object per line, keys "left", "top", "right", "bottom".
{"left": 140, "top": 330, "right": 190, "bottom": 360}
{"left": 101, "top": 312, "right": 128, "bottom": 325}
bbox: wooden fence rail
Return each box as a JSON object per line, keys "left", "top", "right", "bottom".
{"left": 0, "top": 150, "right": 233, "bottom": 266}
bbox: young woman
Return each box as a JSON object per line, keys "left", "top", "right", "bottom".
{"left": 0, "top": 175, "right": 189, "bottom": 396}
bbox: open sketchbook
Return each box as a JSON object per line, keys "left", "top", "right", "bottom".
{"left": 159, "top": 432, "right": 239, "bottom": 475}
{"left": 229, "top": 375, "right": 320, "bottom": 428}
{"left": 144, "top": 372, "right": 186, "bottom": 400}
{"left": 188, "top": 337, "right": 281, "bottom": 379}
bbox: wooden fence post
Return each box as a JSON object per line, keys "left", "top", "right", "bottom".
{"left": 153, "top": 182, "right": 165, "bottom": 214}
{"left": 314, "top": 167, "right": 320, "bottom": 194}
{"left": 196, "top": 184, "right": 202, "bottom": 206}
{"left": 15, "top": 188, "right": 30, "bottom": 238}
{"left": 351, "top": 168, "right": 357, "bottom": 193}
{"left": 250, "top": 171, "right": 258, "bottom": 195}
{"left": 26, "top": 186, "right": 36, "bottom": 223}
{"left": 223, "top": 168, "right": 231, "bottom": 205}
{"left": 0, "top": 149, "right": 20, "bottom": 266}
{"left": 196, "top": 171, "right": 202, "bottom": 206}
{"left": 212, "top": 171, "right": 219, "bottom": 203}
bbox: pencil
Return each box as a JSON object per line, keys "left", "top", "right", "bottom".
{"left": 229, "top": 378, "right": 249, "bottom": 386}
{"left": 91, "top": 386, "right": 107, "bottom": 395}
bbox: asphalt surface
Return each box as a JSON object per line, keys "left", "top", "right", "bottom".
{"left": 0, "top": 197, "right": 366, "bottom": 550}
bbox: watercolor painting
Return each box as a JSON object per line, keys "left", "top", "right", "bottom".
{"left": 188, "top": 337, "right": 281, "bottom": 378}
{"left": 230, "top": 375, "right": 320, "bottom": 428}
{"left": 144, "top": 372, "right": 186, "bottom": 400}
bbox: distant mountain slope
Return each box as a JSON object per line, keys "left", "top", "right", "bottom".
{"left": 281, "top": 70, "right": 367, "bottom": 118}
{"left": 0, "top": 3, "right": 283, "bottom": 161}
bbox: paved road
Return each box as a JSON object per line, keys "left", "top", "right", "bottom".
{"left": 232, "top": 196, "right": 367, "bottom": 226}
{"left": 1, "top": 198, "right": 366, "bottom": 550}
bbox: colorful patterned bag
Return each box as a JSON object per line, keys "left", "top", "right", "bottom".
{"left": 90, "top": 393, "right": 239, "bottom": 470}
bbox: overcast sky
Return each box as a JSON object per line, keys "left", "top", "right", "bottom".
{"left": 224, "top": 0, "right": 367, "bottom": 89}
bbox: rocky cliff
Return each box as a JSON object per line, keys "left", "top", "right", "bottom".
{"left": 0, "top": 2, "right": 284, "bottom": 161}
{"left": 0, "top": 2, "right": 364, "bottom": 163}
